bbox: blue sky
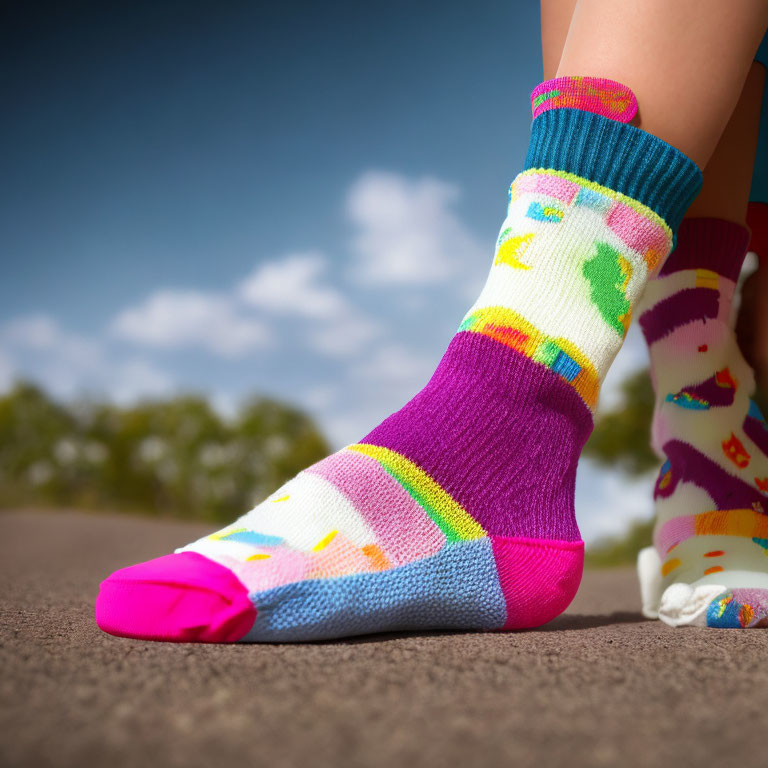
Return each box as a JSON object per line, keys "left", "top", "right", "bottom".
{"left": 1, "top": 0, "right": 656, "bottom": 541}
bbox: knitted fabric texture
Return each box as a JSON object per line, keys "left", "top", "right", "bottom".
{"left": 747, "top": 202, "right": 768, "bottom": 259}
{"left": 531, "top": 77, "right": 638, "bottom": 123}
{"left": 96, "top": 87, "right": 701, "bottom": 643}
{"left": 637, "top": 218, "right": 768, "bottom": 628}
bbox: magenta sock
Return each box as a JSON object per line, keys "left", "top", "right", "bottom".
{"left": 531, "top": 76, "right": 638, "bottom": 123}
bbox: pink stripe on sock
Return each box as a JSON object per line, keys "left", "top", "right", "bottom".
{"left": 491, "top": 535, "right": 584, "bottom": 629}
{"left": 513, "top": 172, "right": 581, "bottom": 204}
{"left": 606, "top": 202, "right": 671, "bottom": 272}
{"left": 216, "top": 550, "right": 309, "bottom": 593}
{"left": 531, "top": 77, "right": 638, "bottom": 123}
{"left": 305, "top": 448, "right": 446, "bottom": 566}
{"left": 654, "top": 516, "right": 696, "bottom": 556}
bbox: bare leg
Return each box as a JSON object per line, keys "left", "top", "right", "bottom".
{"left": 555, "top": 0, "right": 768, "bottom": 167}
{"left": 542, "top": 2, "right": 765, "bottom": 221}
{"left": 686, "top": 63, "right": 765, "bottom": 224}
{"left": 541, "top": 0, "right": 577, "bottom": 80}
{"left": 542, "top": 1, "right": 767, "bottom": 381}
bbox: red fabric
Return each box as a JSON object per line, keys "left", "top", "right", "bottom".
{"left": 747, "top": 202, "right": 768, "bottom": 262}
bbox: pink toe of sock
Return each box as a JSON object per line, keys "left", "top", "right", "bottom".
{"left": 95, "top": 552, "right": 256, "bottom": 642}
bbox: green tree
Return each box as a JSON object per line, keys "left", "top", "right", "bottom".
{"left": 583, "top": 367, "right": 657, "bottom": 475}
{"left": 0, "top": 382, "right": 331, "bottom": 522}
{"left": 582, "top": 367, "right": 658, "bottom": 566}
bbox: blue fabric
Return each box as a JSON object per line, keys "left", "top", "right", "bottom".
{"left": 755, "top": 30, "right": 768, "bottom": 69}
{"left": 242, "top": 538, "right": 507, "bottom": 642}
{"left": 706, "top": 591, "right": 743, "bottom": 628}
{"left": 220, "top": 530, "right": 284, "bottom": 546}
{"left": 524, "top": 108, "right": 702, "bottom": 234}
{"left": 750, "top": 32, "right": 768, "bottom": 204}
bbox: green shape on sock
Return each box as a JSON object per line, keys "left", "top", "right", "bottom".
{"left": 752, "top": 537, "right": 768, "bottom": 551}
{"left": 533, "top": 89, "right": 560, "bottom": 109}
{"left": 496, "top": 227, "right": 513, "bottom": 247}
{"left": 371, "top": 457, "right": 467, "bottom": 543}
{"left": 582, "top": 241, "right": 631, "bottom": 336}
{"left": 532, "top": 340, "right": 561, "bottom": 367}
{"left": 457, "top": 311, "right": 479, "bottom": 333}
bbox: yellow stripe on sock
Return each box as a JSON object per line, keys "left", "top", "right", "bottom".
{"left": 459, "top": 305, "right": 600, "bottom": 409}
{"left": 349, "top": 443, "right": 485, "bottom": 542}
{"left": 208, "top": 526, "right": 246, "bottom": 541}
{"left": 695, "top": 269, "right": 719, "bottom": 290}
{"left": 312, "top": 530, "right": 338, "bottom": 551}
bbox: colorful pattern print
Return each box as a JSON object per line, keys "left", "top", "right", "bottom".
{"left": 95, "top": 91, "right": 704, "bottom": 644}
{"left": 178, "top": 442, "right": 583, "bottom": 641}
{"left": 461, "top": 168, "right": 672, "bottom": 412}
{"left": 158, "top": 167, "right": 675, "bottom": 641}
{"left": 531, "top": 77, "right": 638, "bottom": 123}
{"left": 638, "top": 218, "right": 768, "bottom": 628}
{"left": 166, "top": 167, "right": 673, "bottom": 640}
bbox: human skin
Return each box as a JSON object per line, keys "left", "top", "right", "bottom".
{"left": 544, "top": 0, "right": 768, "bottom": 169}
{"left": 541, "top": 0, "right": 768, "bottom": 390}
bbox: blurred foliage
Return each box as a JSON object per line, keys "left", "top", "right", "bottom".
{"left": 585, "top": 517, "right": 654, "bottom": 569}
{"left": 583, "top": 367, "right": 657, "bottom": 566}
{"left": 1, "top": 368, "right": 663, "bottom": 563}
{"left": 583, "top": 367, "right": 657, "bottom": 476}
{"left": 0, "top": 381, "right": 331, "bottom": 522}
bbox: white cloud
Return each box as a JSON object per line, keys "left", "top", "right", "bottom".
{"left": 301, "top": 385, "right": 336, "bottom": 411}
{"left": 109, "top": 359, "right": 174, "bottom": 404}
{"left": 0, "top": 314, "right": 172, "bottom": 402}
{"left": 111, "top": 289, "right": 269, "bottom": 358}
{"left": 351, "top": 343, "right": 433, "bottom": 386}
{"left": 113, "top": 252, "right": 380, "bottom": 360}
{"left": 3, "top": 315, "right": 101, "bottom": 367}
{"left": 3, "top": 315, "right": 61, "bottom": 348}
{"left": 346, "top": 170, "right": 486, "bottom": 285}
{"left": 308, "top": 344, "right": 438, "bottom": 449}
{"left": 576, "top": 459, "right": 653, "bottom": 544}
{"left": 239, "top": 252, "right": 380, "bottom": 357}
{"left": 308, "top": 314, "right": 380, "bottom": 358}
{"left": 321, "top": 412, "right": 372, "bottom": 449}
{"left": 239, "top": 252, "right": 349, "bottom": 319}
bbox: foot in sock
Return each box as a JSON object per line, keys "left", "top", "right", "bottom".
{"left": 637, "top": 218, "right": 768, "bottom": 628}
{"left": 96, "top": 80, "right": 701, "bottom": 642}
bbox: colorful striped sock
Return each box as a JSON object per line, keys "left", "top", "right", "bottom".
{"left": 531, "top": 76, "right": 638, "bottom": 123}
{"left": 637, "top": 218, "right": 768, "bottom": 628}
{"left": 95, "top": 86, "right": 701, "bottom": 642}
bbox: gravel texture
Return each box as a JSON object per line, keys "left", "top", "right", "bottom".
{"left": 2, "top": 509, "right": 767, "bottom": 768}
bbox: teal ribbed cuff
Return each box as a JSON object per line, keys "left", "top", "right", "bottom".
{"left": 524, "top": 109, "right": 702, "bottom": 234}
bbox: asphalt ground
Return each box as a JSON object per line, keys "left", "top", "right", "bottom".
{"left": 2, "top": 509, "right": 767, "bottom": 768}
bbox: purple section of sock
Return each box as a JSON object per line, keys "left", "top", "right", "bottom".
{"left": 655, "top": 439, "right": 766, "bottom": 511}
{"left": 639, "top": 288, "right": 719, "bottom": 346}
{"left": 659, "top": 218, "right": 750, "bottom": 281}
{"left": 676, "top": 371, "right": 737, "bottom": 408}
{"left": 362, "top": 331, "right": 593, "bottom": 541}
